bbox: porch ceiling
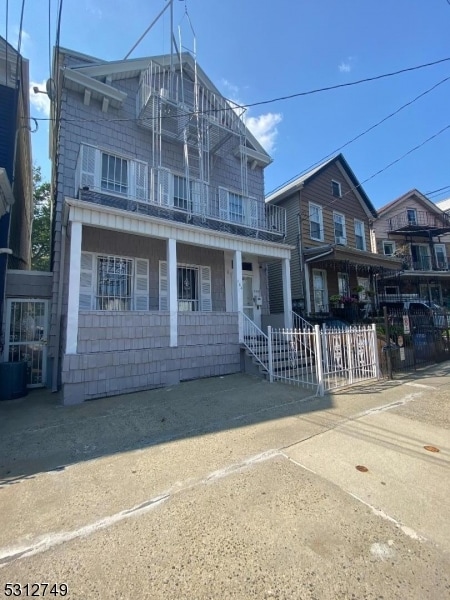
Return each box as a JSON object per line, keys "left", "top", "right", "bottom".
{"left": 64, "top": 197, "right": 293, "bottom": 260}
{"left": 304, "top": 244, "right": 403, "bottom": 271}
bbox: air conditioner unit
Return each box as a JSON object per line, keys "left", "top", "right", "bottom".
{"left": 336, "top": 236, "right": 347, "bottom": 245}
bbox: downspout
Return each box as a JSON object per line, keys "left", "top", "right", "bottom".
{"left": 51, "top": 206, "right": 67, "bottom": 392}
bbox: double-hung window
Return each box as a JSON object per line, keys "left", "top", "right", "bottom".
{"left": 228, "top": 192, "right": 245, "bottom": 224}
{"left": 333, "top": 213, "right": 346, "bottom": 244}
{"left": 76, "top": 144, "right": 148, "bottom": 201}
{"left": 407, "top": 208, "right": 417, "bottom": 225}
{"left": 354, "top": 219, "right": 366, "bottom": 250}
{"left": 79, "top": 253, "right": 149, "bottom": 311}
{"left": 101, "top": 153, "right": 128, "bottom": 195}
{"left": 338, "top": 272, "right": 350, "bottom": 297}
{"left": 309, "top": 203, "right": 323, "bottom": 241}
{"left": 434, "top": 244, "right": 448, "bottom": 270}
{"left": 173, "top": 175, "right": 192, "bottom": 212}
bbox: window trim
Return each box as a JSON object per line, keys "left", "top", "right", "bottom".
{"left": 354, "top": 219, "right": 366, "bottom": 251}
{"left": 333, "top": 211, "right": 347, "bottom": 245}
{"left": 434, "top": 243, "right": 448, "bottom": 270}
{"left": 382, "top": 240, "right": 396, "bottom": 256}
{"left": 309, "top": 202, "right": 324, "bottom": 241}
{"left": 337, "top": 272, "right": 350, "bottom": 298}
{"left": 406, "top": 208, "right": 417, "bottom": 225}
{"left": 331, "top": 180, "right": 342, "bottom": 198}
{"left": 79, "top": 252, "right": 149, "bottom": 312}
{"left": 312, "top": 268, "right": 328, "bottom": 313}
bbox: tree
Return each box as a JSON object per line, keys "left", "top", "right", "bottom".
{"left": 31, "top": 166, "right": 51, "bottom": 271}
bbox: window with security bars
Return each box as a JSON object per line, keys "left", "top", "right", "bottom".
{"left": 177, "top": 266, "right": 199, "bottom": 311}
{"left": 97, "top": 256, "right": 133, "bottom": 310}
{"left": 173, "top": 175, "right": 192, "bottom": 211}
{"left": 101, "top": 153, "right": 128, "bottom": 195}
{"left": 229, "top": 192, "right": 245, "bottom": 223}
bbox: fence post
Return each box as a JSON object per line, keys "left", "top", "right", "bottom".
{"left": 383, "top": 305, "right": 393, "bottom": 379}
{"left": 267, "top": 325, "right": 273, "bottom": 383}
{"left": 371, "top": 323, "right": 381, "bottom": 379}
{"left": 314, "top": 324, "right": 324, "bottom": 396}
{"left": 346, "top": 328, "right": 354, "bottom": 385}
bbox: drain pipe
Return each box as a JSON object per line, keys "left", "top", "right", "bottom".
{"left": 51, "top": 208, "right": 68, "bottom": 392}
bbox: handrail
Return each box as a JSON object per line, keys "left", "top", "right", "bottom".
{"left": 242, "top": 312, "right": 269, "bottom": 373}
{"left": 291, "top": 310, "right": 313, "bottom": 330}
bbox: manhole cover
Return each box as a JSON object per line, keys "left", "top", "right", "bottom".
{"left": 356, "top": 465, "right": 369, "bottom": 472}
{"left": 424, "top": 445, "right": 440, "bottom": 453}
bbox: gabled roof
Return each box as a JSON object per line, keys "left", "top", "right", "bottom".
{"left": 56, "top": 47, "right": 270, "bottom": 160}
{"left": 378, "top": 188, "right": 445, "bottom": 216}
{"left": 436, "top": 198, "right": 450, "bottom": 212}
{"left": 266, "top": 153, "right": 377, "bottom": 218}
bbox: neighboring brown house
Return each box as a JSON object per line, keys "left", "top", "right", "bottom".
{"left": 266, "top": 154, "right": 402, "bottom": 319}
{"left": 373, "top": 189, "right": 450, "bottom": 308}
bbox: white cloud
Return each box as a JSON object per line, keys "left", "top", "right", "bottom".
{"left": 85, "top": 1, "right": 103, "bottom": 18}
{"left": 338, "top": 56, "right": 355, "bottom": 73}
{"left": 221, "top": 79, "right": 282, "bottom": 154}
{"left": 9, "top": 27, "right": 31, "bottom": 55}
{"left": 246, "top": 112, "right": 282, "bottom": 154}
{"left": 29, "top": 80, "right": 51, "bottom": 117}
{"left": 338, "top": 62, "right": 351, "bottom": 73}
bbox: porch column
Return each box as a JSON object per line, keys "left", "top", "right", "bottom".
{"left": 282, "top": 258, "right": 293, "bottom": 329}
{"left": 66, "top": 221, "right": 82, "bottom": 354}
{"left": 167, "top": 238, "right": 177, "bottom": 347}
{"left": 233, "top": 250, "right": 243, "bottom": 342}
{"left": 304, "top": 262, "right": 311, "bottom": 315}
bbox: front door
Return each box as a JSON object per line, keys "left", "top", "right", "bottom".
{"left": 243, "top": 274, "right": 254, "bottom": 322}
{"left": 5, "top": 299, "right": 49, "bottom": 387}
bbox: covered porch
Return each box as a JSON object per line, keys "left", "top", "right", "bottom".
{"left": 60, "top": 199, "right": 293, "bottom": 403}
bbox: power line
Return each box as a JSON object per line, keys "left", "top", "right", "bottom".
{"left": 266, "top": 75, "right": 450, "bottom": 197}
{"left": 29, "top": 55, "right": 450, "bottom": 124}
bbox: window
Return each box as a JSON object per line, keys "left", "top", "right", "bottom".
{"left": 173, "top": 175, "right": 192, "bottom": 212}
{"left": 407, "top": 208, "right": 417, "bottom": 225}
{"left": 79, "top": 253, "right": 149, "bottom": 311}
{"left": 333, "top": 212, "right": 346, "bottom": 244}
{"left": 382, "top": 240, "right": 395, "bottom": 256}
{"left": 101, "top": 153, "right": 128, "bottom": 195}
{"left": 312, "top": 269, "right": 327, "bottom": 313}
{"left": 159, "top": 261, "right": 212, "bottom": 311}
{"left": 337, "top": 273, "right": 350, "bottom": 298}
{"left": 357, "top": 277, "right": 369, "bottom": 301}
{"left": 77, "top": 144, "right": 148, "bottom": 201}
{"left": 331, "top": 180, "right": 342, "bottom": 198}
{"left": 229, "top": 192, "right": 245, "bottom": 223}
{"left": 309, "top": 203, "right": 323, "bottom": 241}
{"left": 177, "top": 266, "right": 199, "bottom": 311}
{"left": 384, "top": 286, "right": 399, "bottom": 296}
{"left": 434, "top": 244, "right": 447, "bottom": 270}
{"left": 354, "top": 219, "right": 366, "bottom": 250}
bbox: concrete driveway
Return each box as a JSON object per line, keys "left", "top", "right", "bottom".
{"left": 0, "top": 368, "right": 449, "bottom": 599}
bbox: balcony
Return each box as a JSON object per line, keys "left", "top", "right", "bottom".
{"left": 402, "top": 254, "right": 449, "bottom": 272}
{"left": 76, "top": 173, "right": 286, "bottom": 241}
{"left": 388, "top": 210, "right": 450, "bottom": 236}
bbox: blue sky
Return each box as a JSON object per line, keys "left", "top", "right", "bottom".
{"left": 2, "top": 0, "right": 450, "bottom": 208}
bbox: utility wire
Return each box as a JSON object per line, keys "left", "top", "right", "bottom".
{"left": 267, "top": 75, "right": 450, "bottom": 197}
{"left": 28, "top": 55, "right": 450, "bottom": 124}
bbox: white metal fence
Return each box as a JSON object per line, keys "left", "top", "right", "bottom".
{"left": 261, "top": 324, "right": 379, "bottom": 395}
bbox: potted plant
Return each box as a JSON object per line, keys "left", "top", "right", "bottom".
{"left": 329, "top": 294, "right": 343, "bottom": 308}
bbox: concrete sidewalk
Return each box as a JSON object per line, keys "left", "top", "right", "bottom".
{"left": 1, "top": 366, "right": 449, "bottom": 598}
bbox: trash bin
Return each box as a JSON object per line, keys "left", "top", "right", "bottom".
{"left": 0, "top": 361, "right": 28, "bottom": 401}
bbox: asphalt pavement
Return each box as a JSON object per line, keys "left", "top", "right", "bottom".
{"left": 0, "top": 365, "right": 449, "bottom": 599}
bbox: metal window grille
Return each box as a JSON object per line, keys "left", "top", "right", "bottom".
{"left": 229, "top": 192, "right": 244, "bottom": 223}
{"left": 101, "top": 153, "right": 128, "bottom": 195}
{"left": 177, "top": 266, "right": 199, "bottom": 311}
{"left": 173, "top": 175, "right": 192, "bottom": 211}
{"left": 97, "top": 256, "right": 133, "bottom": 310}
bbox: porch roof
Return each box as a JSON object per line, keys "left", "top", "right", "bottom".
{"left": 64, "top": 197, "right": 294, "bottom": 260}
{"left": 303, "top": 244, "right": 403, "bottom": 271}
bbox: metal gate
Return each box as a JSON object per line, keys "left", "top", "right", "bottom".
{"left": 4, "top": 299, "right": 49, "bottom": 387}
{"left": 267, "top": 324, "right": 379, "bottom": 395}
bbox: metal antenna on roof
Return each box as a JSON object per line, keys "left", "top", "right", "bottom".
{"left": 124, "top": 0, "right": 173, "bottom": 60}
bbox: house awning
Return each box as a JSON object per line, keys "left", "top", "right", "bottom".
{"left": 303, "top": 244, "right": 403, "bottom": 273}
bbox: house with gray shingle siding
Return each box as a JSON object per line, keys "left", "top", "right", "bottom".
{"left": 49, "top": 46, "right": 293, "bottom": 404}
